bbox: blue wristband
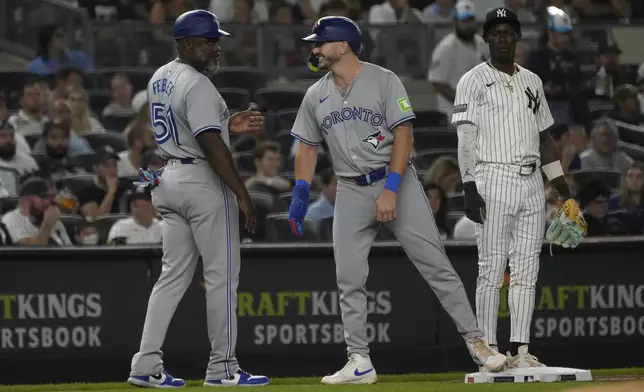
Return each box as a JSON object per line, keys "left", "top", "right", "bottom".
{"left": 384, "top": 172, "right": 403, "bottom": 193}
{"left": 295, "top": 179, "right": 310, "bottom": 188}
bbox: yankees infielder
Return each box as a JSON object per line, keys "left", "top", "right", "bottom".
{"left": 127, "top": 10, "right": 269, "bottom": 388}
{"left": 452, "top": 7, "right": 584, "bottom": 368}
{"left": 288, "top": 16, "right": 506, "bottom": 385}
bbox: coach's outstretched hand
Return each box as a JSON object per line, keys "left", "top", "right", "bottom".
{"left": 288, "top": 180, "right": 311, "bottom": 236}
{"left": 463, "top": 181, "right": 487, "bottom": 224}
{"left": 229, "top": 107, "right": 265, "bottom": 134}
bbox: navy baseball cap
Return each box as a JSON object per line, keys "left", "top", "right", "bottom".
{"left": 483, "top": 7, "right": 521, "bottom": 37}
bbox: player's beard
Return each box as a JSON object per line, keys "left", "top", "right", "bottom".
{"left": 204, "top": 57, "right": 219, "bottom": 73}
{"left": 316, "top": 55, "right": 333, "bottom": 71}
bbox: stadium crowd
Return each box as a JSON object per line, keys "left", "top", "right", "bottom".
{"left": 0, "top": 0, "right": 643, "bottom": 246}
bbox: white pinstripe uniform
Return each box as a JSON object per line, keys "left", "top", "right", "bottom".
{"left": 452, "top": 62, "right": 554, "bottom": 346}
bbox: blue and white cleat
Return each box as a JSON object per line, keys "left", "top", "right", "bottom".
{"left": 321, "top": 353, "right": 378, "bottom": 385}
{"left": 127, "top": 371, "right": 186, "bottom": 388}
{"left": 203, "top": 370, "right": 270, "bottom": 387}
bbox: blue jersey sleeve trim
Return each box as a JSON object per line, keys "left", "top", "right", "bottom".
{"left": 389, "top": 115, "right": 416, "bottom": 131}
{"left": 291, "top": 133, "right": 321, "bottom": 146}
{"left": 194, "top": 125, "right": 222, "bottom": 137}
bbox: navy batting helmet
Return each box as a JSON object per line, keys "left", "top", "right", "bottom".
{"left": 302, "top": 16, "right": 363, "bottom": 55}
{"left": 173, "top": 10, "right": 230, "bottom": 40}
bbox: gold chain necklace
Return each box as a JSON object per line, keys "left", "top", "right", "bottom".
{"left": 488, "top": 60, "right": 516, "bottom": 92}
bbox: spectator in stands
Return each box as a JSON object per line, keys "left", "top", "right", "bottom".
{"left": 78, "top": 146, "right": 127, "bottom": 218}
{"left": 141, "top": 148, "right": 165, "bottom": 172}
{"left": 610, "top": 84, "right": 644, "bottom": 126}
{"left": 609, "top": 162, "right": 644, "bottom": 211}
{"left": 245, "top": 141, "right": 291, "bottom": 193}
{"left": 102, "top": 73, "right": 135, "bottom": 117}
{"left": 369, "top": 0, "right": 423, "bottom": 25}
{"left": 592, "top": 42, "right": 631, "bottom": 100}
{"left": 78, "top": 0, "right": 150, "bottom": 21}
{"left": 26, "top": 24, "right": 93, "bottom": 76}
{"left": 73, "top": 219, "right": 101, "bottom": 246}
{"left": 572, "top": 0, "right": 632, "bottom": 20}
{"left": 118, "top": 120, "right": 156, "bottom": 176}
{"left": 422, "top": 0, "right": 454, "bottom": 24}
{"left": 577, "top": 180, "right": 611, "bottom": 236}
{"left": 526, "top": 7, "right": 579, "bottom": 126}
{"left": 67, "top": 87, "right": 106, "bottom": 134}
{"left": 210, "top": 0, "right": 269, "bottom": 22}
{"left": 8, "top": 79, "right": 49, "bottom": 136}
{"left": 35, "top": 77, "right": 54, "bottom": 118}
{"left": 424, "top": 156, "right": 461, "bottom": 194}
{"left": 34, "top": 122, "right": 87, "bottom": 181}
{"left": 551, "top": 123, "right": 582, "bottom": 172}
{"left": 52, "top": 68, "right": 84, "bottom": 102}
{"left": 270, "top": 2, "right": 304, "bottom": 69}
{"left": 505, "top": 0, "right": 536, "bottom": 22}
{"left": 0, "top": 121, "right": 39, "bottom": 178}
{"left": 1, "top": 177, "right": 72, "bottom": 245}
{"left": 150, "top": 0, "right": 196, "bottom": 45}
{"left": 219, "top": 0, "right": 260, "bottom": 67}
{"left": 34, "top": 118, "right": 93, "bottom": 158}
{"left": 107, "top": 186, "right": 162, "bottom": 245}
{"left": 428, "top": 0, "right": 487, "bottom": 119}
{"left": 424, "top": 182, "right": 450, "bottom": 239}
{"left": 579, "top": 117, "right": 633, "bottom": 172}
{"left": 307, "top": 168, "right": 337, "bottom": 220}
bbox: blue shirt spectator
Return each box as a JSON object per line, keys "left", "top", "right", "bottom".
{"left": 26, "top": 24, "right": 93, "bottom": 76}
{"left": 307, "top": 168, "right": 337, "bottom": 220}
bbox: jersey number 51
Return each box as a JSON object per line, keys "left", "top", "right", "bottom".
{"left": 152, "top": 102, "right": 180, "bottom": 146}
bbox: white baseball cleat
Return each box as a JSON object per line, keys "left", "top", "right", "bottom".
{"left": 506, "top": 346, "right": 547, "bottom": 368}
{"left": 320, "top": 353, "right": 378, "bottom": 385}
{"left": 466, "top": 337, "right": 507, "bottom": 372}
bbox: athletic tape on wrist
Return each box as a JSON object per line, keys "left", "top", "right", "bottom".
{"left": 542, "top": 161, "right": 564, "bottom": 181}
{"left": 385, "top": 172, "right": 403, "bottom": 193}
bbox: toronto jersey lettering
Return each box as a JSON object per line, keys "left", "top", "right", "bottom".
{"left": 291, "top": 62, "right": 416, "bottom": 177}
{"left": 451, "top": 62, "right": 554, "bottom": 165}
{"left": 147, "top": 60, "right": 231, "bottom": 160}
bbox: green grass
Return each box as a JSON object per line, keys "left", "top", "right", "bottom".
{"left": 1, "top": 368, "right": 642, "bottom": 392}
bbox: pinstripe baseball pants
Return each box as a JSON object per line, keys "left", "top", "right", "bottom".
{"left": 474, "top": 162, "right": 545, "bottom": 346}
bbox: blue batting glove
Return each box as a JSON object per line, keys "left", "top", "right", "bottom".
{"left": 288, "top": 180, "right": 310, "bottom": 236}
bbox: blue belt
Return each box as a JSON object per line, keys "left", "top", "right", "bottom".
{"left": 346, "top": 167, "right": 388, "bottom": 186}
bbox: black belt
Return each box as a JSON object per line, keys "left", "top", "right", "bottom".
{"left": 518, "top": 162, "right": 537, "bottom": 176}
{"left": 344, "top": 166, "right": 388, "bottom": 186}
{"left": 166, "top": 157, "right": 198, "bottom": 164}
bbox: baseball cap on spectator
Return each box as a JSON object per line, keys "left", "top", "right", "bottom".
{"left": 483, "top": 7, "right": 521, "bottom": 37}
{"left": 94, "top": 145, "right": 120, "bottom": 164}
{"left": 547, "top": 7, "right": 572, "bottom": 33}
{"left": 598, "top": 42, "right": 622, "bottom": 55}
{"left": 128, "top": 185, "right": 152, "bottom": 203}
{"left": 19, "top": 177, "right": 54, "bottom": 198}
{"left": 454, "top": 0, "right": 475, "bottom": 20}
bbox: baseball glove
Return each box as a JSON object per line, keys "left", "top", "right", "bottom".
{"left": 546, "top": 198, "right": 588, "bottom": 249}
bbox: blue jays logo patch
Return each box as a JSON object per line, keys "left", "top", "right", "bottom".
{"left": 362, "top": 131, "right": 386, "bottom": 149}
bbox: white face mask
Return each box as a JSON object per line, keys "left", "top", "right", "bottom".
{"left": 81, "top": 234, "right": 99, "bottom": 246}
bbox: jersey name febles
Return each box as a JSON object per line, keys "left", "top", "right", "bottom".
{"left": 292, "top": 62, "right": 416, "bottom": 177}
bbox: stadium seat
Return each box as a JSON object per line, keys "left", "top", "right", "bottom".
{"left": 59, "top": 174, "right": 95, "bottom": 196}
{"left": 619, "top": 141, "right": 644, "bottom": 162}
{"left": 448, "top": 192, "right": 464, "bottom": 211}
{"left": 0, "top": 71, "right": 29, "bottom": 110}
{"left": 275, "top": 109, "right": 299, "bottom": 130}
{"left": 231, "top": 135, "right": 259, "bottom": 153}
{"left": 239, "top": 171, "right": 254, "bottom": 181}
{"left": 102, "top": 113, "right": 135, "bottom": 133}
{"left": 83, "top": 132, "right": 128, "bottom": 152}
{"left": 265, "top": 212, "right": 320, "bottom": 242}
{"left": 60, "top": 214, "right": 84, "bottom": 241}
{"left": 571, "top": 169, "right": 622, "bottom": 189}
{"left": 234, "top": 151, "right": 255, "bottom": 172}
{"left": 210, "top": 67, "right": 267, "bottom": 95}
{"left": 414, "top": 110, "right": 448, "bottom": 127}
{"left": 413, "top": 148, "right": 458, "bottom": 170}
{"left": 276, "top": 129, "right": 295, "bottom": 155}
{"left": 0, "top": 166, "right": 20, "bottom": 197}
{"left": 250, "top": 191, "right": 277, "bottom": 212}
{"left": 253, "top": 88, "right": 305, "bottom": 111}
{"left": 280, "top": 171, "right": 295, "bottom": 183}
{"left": 413, "top": 127, "right": 458, "bottom": 150}
{"left": 219, "top": 88, "right": 251, "bottom": 112}
{"left": 87, "top": 90, "right": 111, "bottom": 115}
{"left": 0, "top": 197, "right": 19, "bottom": 214}
{"left": 69, "top": 153, "right": 98, "bottom": 172}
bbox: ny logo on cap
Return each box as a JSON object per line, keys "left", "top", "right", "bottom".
{"left": 497, "top": 9, "right": 507, "bottom": 17}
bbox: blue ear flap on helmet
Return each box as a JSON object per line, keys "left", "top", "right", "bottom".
{"left": 307, "top": 52, "right": 320, "bottom": 72}
{"left": 302, "top": 16, "right": 363, "bottom": 72}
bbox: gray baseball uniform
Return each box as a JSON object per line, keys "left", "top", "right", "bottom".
{"left": 291, "top": 62, "right": 482, "bottom": 356}
{"left": 130, "top": 60, "right": 240, "bottom": 380}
